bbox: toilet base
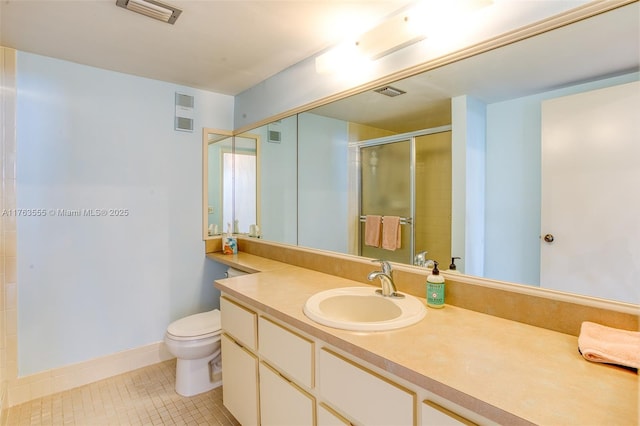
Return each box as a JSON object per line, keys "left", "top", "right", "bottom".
{"left": 175, "top": 349, "right": 222, "bottom": 397}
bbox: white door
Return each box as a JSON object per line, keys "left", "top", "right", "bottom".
{"left": 540, "top": 81, "right": 640, "bottom": 304}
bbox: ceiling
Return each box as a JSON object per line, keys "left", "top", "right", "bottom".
{"left": 310, "top": 2, "right": 640, "bottom": 133}
{"left": 0, "top": 0, "right": 409, "bottom": 96}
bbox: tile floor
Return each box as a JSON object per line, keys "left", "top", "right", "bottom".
{"left": 6, "top": 360, "right": 240, "bottom": 425}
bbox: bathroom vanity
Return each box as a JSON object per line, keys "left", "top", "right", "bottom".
{"left": 211, "top": 251, "right": 638, "bottom": 426}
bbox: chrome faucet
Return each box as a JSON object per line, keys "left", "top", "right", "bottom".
{"left": 414, "top": 251, "right": 434, "bottom": 268}
{"left": 368, "top": 260, "right": 403, "bottom": 298}
{"left": 414, "top": 251, "right": 428, "bottom": 267}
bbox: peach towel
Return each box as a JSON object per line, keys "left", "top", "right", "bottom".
{"left": 381, "top": 216, "right": 401, "bottom": 251}
{"left": 578, "top": 321, "right": 640, "bottom": 369}
{"left": 364, "top": 215, "right": 382, "bottom": 247}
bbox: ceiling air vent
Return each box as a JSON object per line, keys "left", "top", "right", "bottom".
{"left": 374, "top": 86, "right": 406, "bottom": 97}
{"left": 116, "top": 0, "right": 182, "bottom": 24}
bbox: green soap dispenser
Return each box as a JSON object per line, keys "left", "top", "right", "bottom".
{"left": 426, "top": 261, "right": 445, "bottom": 308}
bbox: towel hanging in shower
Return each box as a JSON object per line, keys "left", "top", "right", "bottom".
{"left": 381, "top": 216, "right": 401, "bottom": 251}
{"left": 364, "top": 215, "right": 382, "bottom": 247}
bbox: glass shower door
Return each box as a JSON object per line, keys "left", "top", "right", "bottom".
{"left": 360, "top": 140, "right": 412, "bottom": 264}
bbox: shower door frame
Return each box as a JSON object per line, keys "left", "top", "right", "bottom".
{"left": 355, "top": 125, "right": 452, "bottom": 264}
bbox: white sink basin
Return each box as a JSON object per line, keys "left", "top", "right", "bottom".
{"left": 303, "top": 287, "right": 426, "bottom": 331}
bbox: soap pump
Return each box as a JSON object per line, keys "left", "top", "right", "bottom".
{"left": 426, "top": 261, "right": 445, "bottom": 308}
{"left": 449, "top": 257, "right": 461, "bottom": 273}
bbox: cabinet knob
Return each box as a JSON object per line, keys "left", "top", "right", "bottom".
{"left": 543, "top": 234, "right": 555, "bottom": 243}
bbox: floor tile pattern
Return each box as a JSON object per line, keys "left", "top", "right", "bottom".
{"left": 6, "top": 360, "right": 240, "bottom": 425}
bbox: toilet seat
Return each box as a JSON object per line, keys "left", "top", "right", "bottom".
{"left": 166, "top": 309, "right": 221, "bottom": 340}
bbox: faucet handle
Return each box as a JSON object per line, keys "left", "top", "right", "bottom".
{"left": 372, "top": 259, "right": 392, "bottom": 275}
{"left": 414, "top": 251, "right": 428, "bottom": 266}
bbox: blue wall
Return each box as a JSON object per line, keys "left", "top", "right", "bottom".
{"left": 298, "top": 113, "right": 349, "bottom": 253}
{"left": 16, "top": 52, "right": 234, "bottom": 375}
{"left": 257, "top": 116, "right": 298, "bottom": 245}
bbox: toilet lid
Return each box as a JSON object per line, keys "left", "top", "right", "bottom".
{"left": 167, "top": 309, "right": 221, "bottom": 338}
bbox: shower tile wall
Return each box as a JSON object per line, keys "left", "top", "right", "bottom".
{"left": 415, "top": 131, "right": 452, "bottom": 267}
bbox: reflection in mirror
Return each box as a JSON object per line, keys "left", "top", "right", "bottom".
{"left": 360, "top": 138, "right": 414, "bottom": 264}
{"left": 203, "top": 129, "right": 260, "bottom": 238}
{"left": 244, "top": 116, "right": 298, "bottom": 244}
{"left": 252, "top": 5, "right": 639, "bottom": 304}
{"left": 232, "top": 133, "right": 259, "bottom": 235}
{"left": 204, "top": 130, "right": 232, "bottom": 238}
{"left": 356, "top": 128, "right": 453, "bottom": 267}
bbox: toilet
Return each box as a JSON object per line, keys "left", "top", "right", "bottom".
{"left": 164, "top": 309, "right": 223, "bottom": 397}
{"left": 164, "top": 267, "right": 247, "bottom": 397}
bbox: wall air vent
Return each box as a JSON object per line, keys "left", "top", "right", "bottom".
{"left": 268, "top": 130, "right": 281, "bottom": 143}
{"left": 175, "top": 117, "right": 193, "bottom": 132}
{"left": 175, "top": 92, "right": 194, "bottom": 132}
{"left": 374, "top": 86, "right": 406, "bottom": 97}
{"left": 268, "top": 120, "right": 281, "bottom": 143}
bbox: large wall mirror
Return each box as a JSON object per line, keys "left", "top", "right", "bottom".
{"left": 203, "top": 129, "right": 260, "bottom": 239}
{"left": 205, "top": 3, "right": 639, "bottom": 305}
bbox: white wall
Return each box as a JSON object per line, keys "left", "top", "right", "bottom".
{"left": 16, "top": 52, "right": 234, "bottom": 376}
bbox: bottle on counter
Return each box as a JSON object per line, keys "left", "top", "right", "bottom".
{"left": 223, "top": 223, "right": 238, "bottom": 255}
{"left": 426, "top": 261, "right": 445, "bottom": 308}
{"left": 448, "top": 256, "right": 461, "bottom": 273}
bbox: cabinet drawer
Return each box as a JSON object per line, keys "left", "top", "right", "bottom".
{"left": 220, "top": 296, "right": 257, "bottom": 351}
{"left": 221, "top": 334, "right": 259, "bottom": 426}
{"left": 319, "top": 348, "right": 415, "bottom": 425}
{"left": 258, "top": 316, "right": 314, "bottom": 388}
{"left": 421, "top": 400, "right": 477, "bottom": 426}
{"left": 318, "top": 403, "right": 352, "bottom": 426}
{"left": 259, "top": 362, "right": 315, "bottom": 426}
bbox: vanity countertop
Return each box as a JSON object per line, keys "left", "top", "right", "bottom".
{"left": 209, "top": 252, "right": 639, "bottom": 425}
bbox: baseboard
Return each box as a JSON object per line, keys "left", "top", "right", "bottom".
{"left": 7, "top": 342, "right": 174, "bottom": 407}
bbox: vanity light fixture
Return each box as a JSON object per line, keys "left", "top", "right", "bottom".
{"left": 115, "top": 0, "right": 182, "bottom": 24}
{"left": 315, "top": 0, "right": 494, "bottom": 74}
{"left": 315, "top": 11, "right": 423, "bottom": 74}
{"left": 354, "top": 12, "right": 427, "bottom": 61}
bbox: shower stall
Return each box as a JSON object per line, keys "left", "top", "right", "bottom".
{"left": 357, "top": 126, "right": 452, "bottom": 266}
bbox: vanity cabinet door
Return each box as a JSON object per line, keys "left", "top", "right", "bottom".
{"left": 220, "top": 296, "right": 257, "bottom": 350}
{"left": 317, "top": 403, "right": 352, "bottom": 426}
{"left": 221, "top": 334, "right": 259, "bottom": 426}
{"left": 319, "top": 348, "right": 415, "bottom": 425}
{"left": 421, "top": 400, "right": 477, "bottom": 426}
{"left": 258, "top": 316, "right": 314, "bottom": 388}
{"left": 259, "top": 362, "right": 315, "bottom": 426}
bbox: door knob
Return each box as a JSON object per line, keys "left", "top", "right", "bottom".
{"left": 543, "top": 234, "right": 554, "bottom": 243}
